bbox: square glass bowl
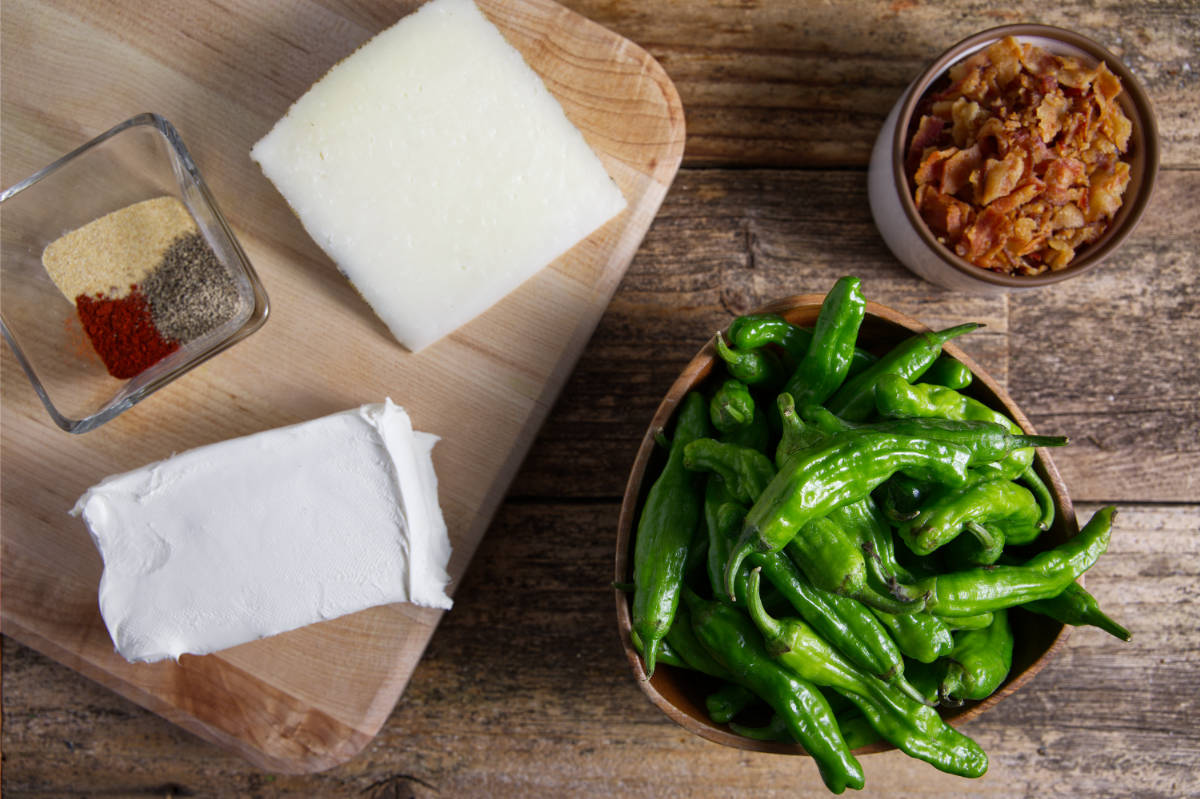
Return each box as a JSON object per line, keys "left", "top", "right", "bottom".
{"left": 1, "top": 113, "right": 269, "bottom": 433}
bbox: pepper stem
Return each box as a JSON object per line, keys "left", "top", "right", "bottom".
{"left": 745, "top": 567, "right": 790, "bottom": 655}
{"left": 1019, "top": 465, "right": 1056, "bottom": 530}
{"left": 724, "top": 534, "right": 756, "bottom": 602}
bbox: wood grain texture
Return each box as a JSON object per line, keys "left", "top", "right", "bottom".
{"left": 3, "top": 0, "right": 1198, "bottom": 795}
{"left": 3, "top": 503, "right": 1196, "bottom": 797}
{"left": 1, "top": 0, "right": 684, "bottom": 774}
{"left": 515, "top": 167, "right": 1200, "bottom": 504}
{"left": 557, "top": 0, "right": 1200, "bottom": 168}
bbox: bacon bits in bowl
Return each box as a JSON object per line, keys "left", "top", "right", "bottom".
{"left": 868, "top": 24, "right": 1159, "bottom": 292}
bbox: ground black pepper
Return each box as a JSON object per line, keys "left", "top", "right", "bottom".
{"left": 142, "top": 233, "right": 242, "bottom": 343}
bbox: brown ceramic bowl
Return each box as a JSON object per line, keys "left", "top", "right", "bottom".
{"left": 867, "top": 24, "right": 1160, "bottom": 292}
{"left": 614, "top": 295, "right": 1076, "bottom": 754}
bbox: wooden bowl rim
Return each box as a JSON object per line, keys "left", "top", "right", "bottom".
{"left": 614, "top": 294, "right": 1075, "bottom": 756}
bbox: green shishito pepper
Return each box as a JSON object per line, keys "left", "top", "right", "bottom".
{"left": 1023, "top": 580, "right": 1131, "bottom": 641}
{"left": 782, "top": 276, "right": 866, "bottom": 408}
{"left": 709, "top": 379, "right": 756, "bottom": 433}
{"left": 632, "top": 391, "right": 710, "bottom": 677}
{"left": 683, "top": 438, "right": 776, "bottom": 506}
{"left": 870, "top": 609, "right": 954, "bottom": 664}
{"left": 919, "top": 355, "right": 974, "bottom": 390}
{"left": 799, "top": 405, "right": 1068, "bottom": 468}
{"left": 825, "top": 322, "right": 981, "bottom": 422}
{"left": 744, "top": 570, "right": 989, "bottom": 779}
{"left": 875, "top": 374, "right": 1057, "bottom": 530}
{"left": 729, "top": 313, "right": 813, "bottom": 362}
{"left": 729, "top": 312, "right": 878, "bottom": 377}
{"left": 900, "top": 506, "right": 1117, "bottom": 615}
{"left": 724, "top": 431, "right": 973, "bottom": 600}
{"left": 683, "top": 588, "right": 866, "bottom": 794}
{"left": 897, "top": 478, "right": 1043, "bottom": 557}
{"left": 939, "top": 608, "right": 1014, "bottom": 704}
{"left": 703, "top": 476, "right": 750, "bottom": 606}
{"left": 714, "top": 334, "right": 785, "bottom": 387}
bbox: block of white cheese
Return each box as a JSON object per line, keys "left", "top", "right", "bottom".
{"left": 250, "top": 0, "right": 628, "bottom": 352}
{"left": 71, "top": 400, "right": 452, "bottom": 663}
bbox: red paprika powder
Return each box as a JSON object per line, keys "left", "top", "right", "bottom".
{"left": 75, "top": 286, "right": 180, "bottom": 379}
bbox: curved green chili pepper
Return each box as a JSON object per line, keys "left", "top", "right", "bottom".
{"left": 1023, "top": 580, "right": 1131, "bottom": 641}
{"left": 745, "top": 570, "right": 988, "bottom": 779}
{"left": 632, "top": 391, "right": 710, "bottom": 677}
{"left": 683, "top": 588, "right": 866, "bottom": 794}
{"left": 782, "top": 276, "right": 866, "bottom": 407}
{"left": 729, "top": 313, "right": 813, "bottom": 362}
{"left": 714, "top": 334, "right": 785, "bottom": 387}
{"left": 871, "top": 609, "right": 954, "bottom": 664}
{"left": 919, "top": 355, "right": 974, "bottom": 390}
{"left": 899, "top": 506, "right": 1117, "bottom": 616}
{"left": 939, "top": 609, "right": 1013, "bottom": 704}
{"left": 800, "top": 405, "right": 1067, "bottom": 467}
{"left": 729, "top": 312, "right": 877, "bottom": 377}
{"left": 825, "top": 322, "right": 981, "bottom": 421}
{"left": 874, "top": 375, "right": 1055, "bottom": 529}
{"left": 786, "top": 516, "right": 869, "bottom": 598}
{"left": 725, "top": 431, "right": 973, "bottom": 599}
{"left": 710, "top": 379, "right": 756, "bottom": 433}
{"left": 897, "top": 478, "right": 1042, "bottom": 556}
{"left": 706, "top": 681, "right": 760, "bottom": 725}
{"left": 704, "top": 476, "right": 749, "bottom": 605}
{"left": 683, "top": 438, "right": 776, "bottom": 506}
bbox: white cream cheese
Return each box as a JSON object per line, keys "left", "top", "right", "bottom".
{"left": 250, "top": 0, "right": 628, "bottom": 352}
{"left": 72, "top": 399, "right": 452, "bottom": 663}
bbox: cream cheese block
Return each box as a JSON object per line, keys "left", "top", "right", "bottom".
{"left": 72, "top": 400, "right": 452, "bottom": 663}
{"left": 250, "top": 0, "right": 628, "bottom": 352}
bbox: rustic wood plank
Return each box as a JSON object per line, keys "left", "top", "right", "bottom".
{"left": 556, "top": 0, "right": 1200, "bottom": 168}
{"left": 513, "top": 166, "right": 1200, "bottom": 503}
{"left": 2, "top": 503, "right": 1195, "bottom": 797}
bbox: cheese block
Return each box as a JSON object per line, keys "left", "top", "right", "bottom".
{"left": 250, "top": 0, "right": 628, "bottom": 352}
{"left": 71, "top": 400, "right": 452, "bottom": 663}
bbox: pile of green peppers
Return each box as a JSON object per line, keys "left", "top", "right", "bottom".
{"left": 627, "top": 275, "right": 1129, "bottom": 794}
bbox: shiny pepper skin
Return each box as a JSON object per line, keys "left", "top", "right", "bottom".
{"left": 632, "top": 391, "right": 710, "bottom": 677}
{"left": 725, "top": 431, "right": 972, "bottom": 600}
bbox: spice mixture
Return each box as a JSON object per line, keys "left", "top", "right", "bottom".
{"left": 42, "top": 196, "right": 244, "bottom": 379}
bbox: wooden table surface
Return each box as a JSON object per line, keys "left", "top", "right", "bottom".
{"left": 3, "top": 1, "right": 1197, "bottom": 797}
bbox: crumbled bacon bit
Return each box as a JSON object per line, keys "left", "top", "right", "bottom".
{"left": 907, "top": 36, "right": 1133, "bottom": 275}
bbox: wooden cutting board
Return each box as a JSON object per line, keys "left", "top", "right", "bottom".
{"left": 0, "top": 0, "right": 684, "bottom": 774}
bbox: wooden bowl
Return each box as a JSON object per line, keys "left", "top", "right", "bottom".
{"left": 614, "top": 295, "right": 1075, "bottom": 755}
